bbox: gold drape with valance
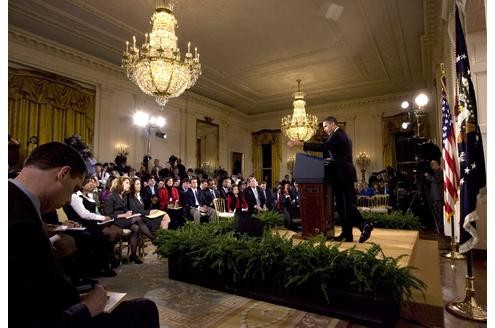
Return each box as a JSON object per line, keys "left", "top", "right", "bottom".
{"left": 8, "top": 68, "right": 95, "bottom": 168}
{"left": 381, "top": 112, "right": 430, "bottom": 168}
{"left": 252, "top": 130, "right": 281, "bottom": 185}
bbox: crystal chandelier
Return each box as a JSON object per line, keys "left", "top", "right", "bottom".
{"left": 122, "top": 1, "right": 201, "bottom": 108}
{"left": 281, "top": 80, "right": 318, "bottom": 142}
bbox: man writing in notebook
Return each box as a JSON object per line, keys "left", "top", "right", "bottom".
{"left": 9, "top": 142, "right": 159, "bottom": 327}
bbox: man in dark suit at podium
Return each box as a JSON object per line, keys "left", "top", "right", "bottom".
{"left": 288, "top": 116, "right": 373, "bottom": 243}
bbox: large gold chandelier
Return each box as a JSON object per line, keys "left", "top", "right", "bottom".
{"left": 281, "top": 80, "right": 318, "bottom": 142}
{"left": 122, "top": 1, "right": 201, "bottom": 108}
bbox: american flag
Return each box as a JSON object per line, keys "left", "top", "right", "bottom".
{"left": 455, "top": 6, "right": 486, "bottom": 253}
{"left": 440, "top": 71, "right": 459, "bottom": 237}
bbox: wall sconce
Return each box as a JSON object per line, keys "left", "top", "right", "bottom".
{"left": 400, "top": 93, "right": 429, "bottom": 137}
{"left": 115, "top": 143, "right": 129, "bottom": 157}
{"left": 287, "top": 155, "right": 296, "bottom": 174}
{"left": 355, "top": 152, "right": 371, "bottom": 183}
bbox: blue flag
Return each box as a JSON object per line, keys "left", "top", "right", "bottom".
{"left": 455, "top": 5, "right": 486, "bottom": 253}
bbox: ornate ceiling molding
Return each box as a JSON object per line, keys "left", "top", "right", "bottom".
{"left": 9, "top": 27, "right": 125, "bottom": 77}
{"left": 252, "top": 89, "right": 430, "bottom": 120}
{"left": 65, "top": 0, "right": 144, "bottom": 36}
{"left": 422, "top": 0, "right": 442, "bottom": 81}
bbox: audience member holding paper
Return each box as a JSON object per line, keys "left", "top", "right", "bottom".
{"left": 103, "top": 176, "right": 155, "bottom": 264}
{"left": 9, "top": 142, "right": 159, "bottom": 327}
{"left": 128, "top": 177, "right": 170, "bottom": 234}
{"left": 63, "top": 176, "right": 123, "bottom": 276}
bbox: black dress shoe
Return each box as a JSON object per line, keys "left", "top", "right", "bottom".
{"left": 129, "top": 255, "right": 143, "bottom": 264}
{"left": 332, "top": 234, "right": 353, "bottom": 242}
{"left": 359, "top": 222, "right": 374, "bottom": 243}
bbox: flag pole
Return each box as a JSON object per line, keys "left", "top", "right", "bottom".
{"left": 438, "top": 62, "right": 464, "bottom": 264}
{"left": 446, "top": 3, "right": 486, "bottom": 321}
{"left": 446, "top": 250, "right": 486, "bottom": 321}
{"left": 440, "top": 217, "right": 465, "bottom": 264}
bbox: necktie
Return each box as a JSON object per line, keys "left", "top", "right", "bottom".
{"left": 211, "top": 190, "right": 216, "bottom": 199}
{"left": 253, "top": 188, "right": 260, "bottom": 207}
{"left": 193, "top": 189, "right": 199, "bottom": 206}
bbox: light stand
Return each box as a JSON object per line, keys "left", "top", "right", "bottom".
{"left": 400, "top": 93, "right": 429, "bottom": 137}
{"left": 133, "top": 111, "right": 165, "bottom": 173}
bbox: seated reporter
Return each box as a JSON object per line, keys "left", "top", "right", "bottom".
{"left": 243, "top": 177, "right": 267, "bottom": 215}
{"left": 103, "top": 176, "right": 154, "bottom": 264}
{"left": 183, "top": 177, "right": 217, "bottom": 223}
{"left": 128, "top": 177, "right": 170, "bottom": 233}
{"left": 64, "top": 176, "right": 123, "bottom": 276}
{"left": 42, "top": 210, "right": 95, "bottom": 286}
{"left": 226, "top": 184, "right": 248, "bottom": 213}
{"left": 9, "top": 142, "right": 159, "bottom": 328}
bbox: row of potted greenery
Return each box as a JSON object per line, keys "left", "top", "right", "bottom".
{"left": 155, "top": 212, "right": 426, "bottom": 326}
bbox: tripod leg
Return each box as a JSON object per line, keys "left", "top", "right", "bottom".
{"left": 422, "top": 184, "right": 440, "bottom": 234}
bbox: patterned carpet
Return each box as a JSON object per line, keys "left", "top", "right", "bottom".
{"left": 99, "top": 244, "right": 355, "bottom": 328}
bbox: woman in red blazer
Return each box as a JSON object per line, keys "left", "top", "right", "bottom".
{"left": 159, "top": 177, "right": 181, "bottom": 210}
{"left": 227, "top": 184, "right": 248, "bottom": 213}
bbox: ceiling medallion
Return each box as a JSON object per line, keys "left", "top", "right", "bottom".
{"left": 281, "top": 80, "right": 318, "bottom": 142}
{"left": 122, "top": 0, "right": 201, "bottom": 108}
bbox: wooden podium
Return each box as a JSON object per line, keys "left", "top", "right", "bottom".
{"left": 293, "top": 153, "right": 334, "bottom": 239}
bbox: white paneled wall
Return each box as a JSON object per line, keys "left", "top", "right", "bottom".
{"left": 8, "top": 29, "right": 251, "bottom": 176}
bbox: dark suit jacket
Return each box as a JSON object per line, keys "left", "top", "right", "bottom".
{"left": 103, "top": 192, "right": 128, "bottom": 218}
{"left": 261, "top": 188, "right": 275, "bottom": 210}
{"left": 9, "top": 181, "right": 92, "bottom": 327}
{"left": 141, "top": 185, "right": 160, "bottom": 210}
{"left": 218, "top": 187, "right": 230, "bottom": 200}
{"left": 183, "top": 188, "right": 207, "bottom": 209}
{"left": 127, "top": 194, "right": 150, "bottom": 216}
{"left": 304, "top": 128, "right": 357, "bottom": 184}
{"left": 203, "top": 188, "right": 221, "bottom": 207}
{"left": 243, "top": 186, "right": 266, "bottom": 213}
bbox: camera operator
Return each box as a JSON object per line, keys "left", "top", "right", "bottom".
{"left": 424, "top": 160, "right": 443, "bottom": 232}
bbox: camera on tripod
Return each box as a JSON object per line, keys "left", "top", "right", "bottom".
{"left": 407, "top": 137, "right": 441, "bottom": 172}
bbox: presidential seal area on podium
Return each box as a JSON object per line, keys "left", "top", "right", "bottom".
{"left": 292, "top": 152, "right": 334, "bottom": 239}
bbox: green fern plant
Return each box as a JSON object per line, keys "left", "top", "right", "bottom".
{"left": 253, "top": 209, "right": 284, "bottom": 227}
{"left": 155, "top": 221, "right": 427, "bottom": 308}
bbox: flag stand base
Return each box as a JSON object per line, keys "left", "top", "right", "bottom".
{"left": 441, "top": 240, "right": 465, "bottom": 260}
{"left": 446, "top": 276, "right": 486, "bottom": 322}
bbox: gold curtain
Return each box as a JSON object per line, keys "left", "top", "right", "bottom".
{"left": 382, "top": 113, "right": 406, "bottom": 168}
{"left": 252, "top": 130, "right": 280, "bottom": 185}
{"left": 8, "top": 68, "right": 95, "bottom": 168}
{"left": 271, "top": 134, "right": 281, "bottom": 186}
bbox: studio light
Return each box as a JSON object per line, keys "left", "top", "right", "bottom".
{"left": 400, "top": 93, "right": 429, "bottom": 137}
{"left": 155, "top": 131, "right": 167, "bottom": 139}
{"left": 402, "top": 121, "right": 412, "bottom": 130}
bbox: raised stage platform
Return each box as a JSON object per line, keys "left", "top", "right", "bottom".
{"left": 275, "top": 226, "right": 444, "bottom": 326}
{"left": 275, "top": 226, "right": 419, "bottom": 267}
